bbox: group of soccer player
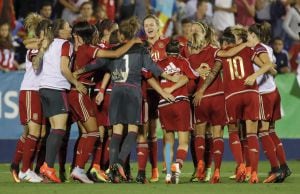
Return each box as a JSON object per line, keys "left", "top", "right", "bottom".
{"left": 9, "top": 12, "right": 291, "bottom": 185}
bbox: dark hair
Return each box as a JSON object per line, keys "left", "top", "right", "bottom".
{"left": 52, "top": 19, "right": 67, "bottom": 38}
{"left": 119, "top": 17, "right": 140, "bottom": 40}
{"left": 166, "top": 38, "right": 180, "bottom": 55}
{"left": 248, "top": 21, "right": 271, "bottom": 44}
{"left": 0, "top": 21, "right": 13, "bottom": 50}
{"left": 109, "top": 30, "right": 120, "bottom": 45}
{"left": 35, "top": 19, "right": 52, "bottom": 38}
{"left": 226, "top": 25, "right": 248, "bottom": 43}
{"left": 80, "top": 1, "right": 92, "bottom": 10}
{"left": 219, "top": 29, "right": 236, "bottom": 45}
{"left": 197, "top": 0, "right": 208, "bottom": 8}
{"left": 181, "top": 18, "right": 191, "bottom": 25}
{"left": 272, "top": 37, "right": 283, "bottom": 43}
{"left": 96, "top": 19, "right": 114, "bottom": 40}
{"left": 40, "top": 1, "right": 52, "bottom": 10}
{"left": 72, "top": 21, "right": 97, "bottom": 44}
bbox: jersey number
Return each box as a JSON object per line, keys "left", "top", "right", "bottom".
{"left": 227, "top": 56, "right": 245, "bottom": 80}
{"left": 120, "top": 54, "right": 129, "bottom": 82}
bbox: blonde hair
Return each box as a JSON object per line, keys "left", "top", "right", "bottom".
{"left": 24, "top": 13, "right": 43, "bottom": 38}
{"left": 119, "top": 17, "right": 140, "bottom": 40}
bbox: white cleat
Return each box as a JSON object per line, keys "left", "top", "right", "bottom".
{"left": 171, "top": 163, "right": 181, "bottom": 184}
{"left": 70, "top": 167, "right": 94, "bottom": 184}
{"left": 19, "top": 169, "right": 43, "bottom": 183}
{"left": 204, "top": 168, "right": 212, "bottom": 182}
{"left": 165, "top": 174, "right": 171, "bottom": 184}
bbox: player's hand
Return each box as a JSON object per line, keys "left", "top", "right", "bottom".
{"left": 244, "top": 75, "right": 256, "bottom": 86}
{"left": 196, "top": 66, "right": 211, "bottom": 79}
{"left": 193, "top": 90, "right": 204, "bottom": 106}
{"left": 73, "top": 71, "right": 79, "bottom": 79}
{"left": 75, "top": 81, "right": 87, "bottom": 95}
{"left": 161, "top": 91, "right": 175, "bottom": 102}
{"left": 169, "top": 73, "right": 182, "bottom": 83}
{"left": 95, "top": 92, "right": 104, "bottom": 105}
{"left": 132, "top": 37, "right": 143, "bottom": 44}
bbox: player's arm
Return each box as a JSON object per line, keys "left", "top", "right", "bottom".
{"left": 147, "top": 77, "right": 175, "bottom": 102}
{"left": 163, "top": 75, "right": 189, "bottom": 94}
{"left": 73, "top": 58, "right": 110, "bottom": 78}
{"left": 244, "top": 55, "right": 274, "bottom": 86}
{"left": 255, "top": 53, "right": 277, "bottom": 75}
{"left": 95, "top": 38, "right": 142, "bottom": 58}
{"left": 95, "top": 73, "right": 111, "bottom": 105}
{"left": 193, "top": 60, "right": 222, "bottom": 105}
{"left": 217, "top": 42, "right": 253, "bottom": 58}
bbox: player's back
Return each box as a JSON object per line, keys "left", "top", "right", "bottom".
{"left": 221, "top": 46, "right": 258, "bottom": 98}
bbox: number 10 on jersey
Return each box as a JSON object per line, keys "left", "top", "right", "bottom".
{"left": 227, "top": 56, "right": 245, "bottom": 80}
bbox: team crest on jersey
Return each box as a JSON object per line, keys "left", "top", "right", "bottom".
{"left": 158, "top": 41, "right": 165, "bottom": 48}
{"left": 164, "top": 62, "right": 180, "bottom": 74}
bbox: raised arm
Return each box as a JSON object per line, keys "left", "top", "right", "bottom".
{"left": 217, "top": 42, "right": 249, "bottom": 58}
{"left": 193, "top": 60, "right": 222, "bottom": 105}
{"left": 73, "top": 58, "right": 110, "bottom": 78}
{"left": 96, "top": 38, "right": 142, "bottom": 58}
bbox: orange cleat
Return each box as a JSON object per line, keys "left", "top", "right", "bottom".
{"left": 40, "top": 162, "right": 61, "bottom": 183}
{"left": 249, "top": 171, "right": 259, "bottom": 184}
{"left": 210, "top": 169, "right": 220, "bottom": 184}
{"left": 197, "top": 160, "right": 205, "bottom": 181}
{"left": 245, "top": 166, "right": 252, "bottom": 181}
{"left": 236, "top": 163, "right": 246, "bottom": 182}
{"left": 150, "top": 168, "right": 159, "bottom": 183}
{"left": 10, "top": 164, "right": 20, "bottom": 183}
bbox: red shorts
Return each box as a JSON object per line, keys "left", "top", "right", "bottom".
{"left": 68, "top": 90, "right": 96, "bottom": 122}
{"left": 92, "top": 92, "right": 111, "bottom": 127}
{"left": 225, "top": 92, "right": 260, "bottom": 124}
{"left": 158, "top": 100, "right": 192, "bottom": 132}
{"left": 194, "top": 94, "right": 226, "bottom": 126}
{"left": 19, "top": 90, "right": 45, "bottom": 125}
{"left": 260, "top": 89, "right": 282, "bottom": 121}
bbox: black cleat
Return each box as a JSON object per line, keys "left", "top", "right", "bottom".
{"left": 136, "top": 170, "right": 147, "bottom": 184}
{"left": 276, "top": 165, "right": 292, "bottom": 183}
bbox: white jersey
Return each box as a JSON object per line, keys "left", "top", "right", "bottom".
{"left": 20, "top": 50, "right": 41, "bottom": 91}
{"left": 253, "top": 43, "right": 277, "bottom": 94}
{"left": 212, "top": 0, "right": 235, "bottom": 31}
{"left": 39, "top": 38, "right": 73, "bottom": 90}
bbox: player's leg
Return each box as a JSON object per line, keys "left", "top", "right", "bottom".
{"left": 210, "top": 125, "right": 224, "bottom": 184}
{"left": 164, "top": 131, "right": 175, "bottom": 183}
{"left": 148, "top": 118, "right": 159, "bottom": 182}
{"left": 204, "top": 127, "right": 213, "bottom": 182}
{"left": 58, "top": 124, "right": 70, "bottom": 182}
{"left": 194, "top": 122, "right": 206, "bottom": 180}
{"left": 136, "top": 124, "right": 149, "bottom": 184}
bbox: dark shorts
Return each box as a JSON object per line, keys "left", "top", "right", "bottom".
{"left": 109, "top": 84, "right": 142, "bottom": 125}
{"left": 146, "top": 89, "right": 160, "bottom": 119}
{"left": 39, "top": 88, "right": 69, "bottom": 118}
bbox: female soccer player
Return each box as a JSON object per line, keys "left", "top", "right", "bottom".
{"left": 68, "top": 21, "right": 142, "bottom": 183}
{"left": 248, "top": 22, "right": 291, "bottom": 183}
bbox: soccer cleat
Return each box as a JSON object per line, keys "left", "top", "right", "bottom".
{"left": 107, "top": 167, "right": 120, "bottom": 183}
{"left": 249, "top": 171, "right": 259, "bottom": 184}
{"left": 136, "top": 170, "right": 147, "bottom": 184}
{"left": 70, "top": 166, "right": 93, "bottom": 184}
{"left": 125, "top": 164, "right": 133, "bottom": 182}
{"left": 204, "top": 168, "right": 212, "bottom": 182}
{"left": 245, "top": 166, "right": 252, "bottom": 181}
{"left": 59, "top": 170, "right": 67, "bottom": 183}
{"left": 19, "top": 169, "right": 43, "bottom": 183}
{"left": 40, "top": 163, "right": 61, "bottom": 183}
{"left": 89, "top": 165, "right": 108, "bottom": 183}
{"left": 190, "top": 168, "right": 198, "bottom": 182}
{"left": 149, "top": 168, "right": 159, "bottom": 183}
{"left": 165, "top": 174, "right": 171, "bottom": 184}
{"left": 210, "top": 169, "right": 220, "bottom": 184}
{"left": 10, "top": 163, "right": 20, "bottom": 183}
{"left": 277, "top": 165, "right": 292, "bottom": 183}
{"left": 197, "top": 160, "right": 205, "bottom": 181}
{"left": 236, "top": 163, "right": 246, "bottom": 182}
{"left": 113, "top": 163, "right": 127, "bottom": 180}
{"left": 171, "top": 163, "right": 181, "bottom": 184}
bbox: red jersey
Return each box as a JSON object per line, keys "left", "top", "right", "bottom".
{"left": 289, "top": 43, "right": 300, "bottom": 71}
{"left": 176, "top": 35, "right": 190, "bottom": 58}
{"left": 149, "top": 37, "right": 170, "bottom": 62}
{"left": 74, "top": 44, "right": 99, "bottom": 85}
{"left": 98, "top": 0, "right": 115, "bottom": 21}
{"left": 219, "top": 47, "right": 258, "bottom": 98}
{"left": 189, "top": 45, "right": 223, "bottom": 97}
{"left": 157, "top": 56, "right": 199, "bottom": 104}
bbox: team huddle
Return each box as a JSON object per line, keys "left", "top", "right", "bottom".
{"left": 10, "top": 12, "right": 291, "bottom": 185}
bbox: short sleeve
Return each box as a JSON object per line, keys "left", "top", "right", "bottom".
{"left": 61, "top": 41, "right": 72, "bottom": 57}
{"left": 254, "top": 44, "right": 268, "bottom": 57}
{"left": 87, "top": 45, "right": 100, "bottom": 59}
{"left": 27, "top": 49, "right": 39, "bottom": 62}
{"left": 181, "top": 58, "right": 199, "bottom": 79}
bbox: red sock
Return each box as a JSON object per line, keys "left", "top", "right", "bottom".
{"left": 148, "top": 137, "right": 158, "bottom": 169}
{"left": 76, "top": 131, "right": 99, "bottom": 169}
{"left": 269, "top": 130, "right": 287, "bottom": 165}
{"left": 205, "top": 135, "right": 213, "bottom": 168}
{"left": 259, "top": 131, "right": 279, "bottom": 168}
{"left": 229, "top": 131, "right": 243, "bottom": 165}
{"left": 137, "top": 142, "right": 148, "bottom": 171}
{"left": 21, "top": 135, "right": 38, "bottom": 172}
{"left": 101, "top": 137, "right": 110, "bottom": 169}
{"left": 175, "top": 149, "right": 187, "bottom": 168}
{"left": 91, "top": 139, "right": 102, "bottom": 166}
{"left": 213, "top": 138, "right": 224, "bottom": 170}
{"left": 12, "top": 136, "right": 26, "bottom": 165}
{"left": 247, "top": 134, "right": 259, "bottom": 172}
{"left": 194, "top": 135, "right": 205, "bottom": 162}
{"left": 75, "top": 134, "right": 87, "bottom": 169}
{"left": 241, "top": 139, "right": 250, "bottom": 167}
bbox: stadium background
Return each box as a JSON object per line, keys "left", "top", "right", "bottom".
{"left": 0, "top": 71, "right": 299, "bottom": 163}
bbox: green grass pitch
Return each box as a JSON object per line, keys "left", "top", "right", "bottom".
{"left": 0, "top": 161, "right": 299, "bottom": 194}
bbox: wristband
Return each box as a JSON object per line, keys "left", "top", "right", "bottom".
{"left": 99, "top": 88, "right": 105, "bottom": 94}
